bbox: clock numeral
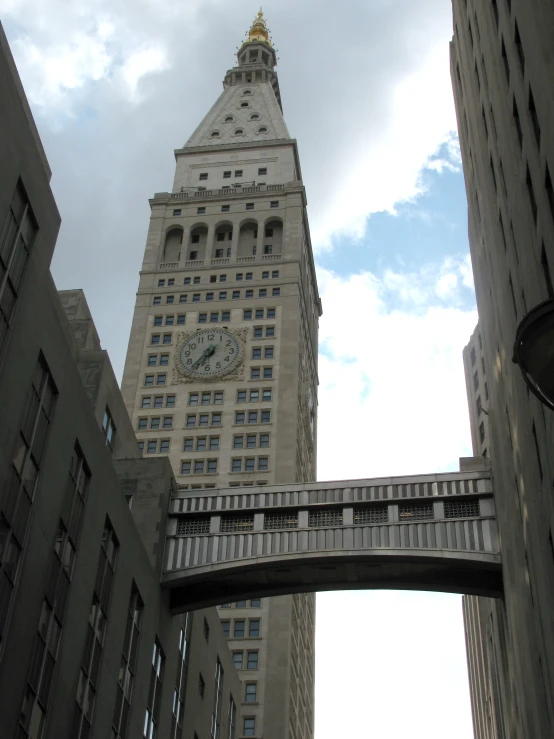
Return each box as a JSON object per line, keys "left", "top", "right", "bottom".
{"left": 184, "top": 351, "right": 190, "bottom": 357}
{"left": 208, "top": 334, "right": 214, "bottom": 340}
{"left": 204, "top": 365, "right": 210, "bottom": 372}
{"left": 224, "top": 356, "right": 230, "bottom": 362}
{"left": 190, "top": 343, "right": 196, "bottom": 350}
{"left": 228, "top": 348, "right": 235, "bottom": 354}
{"left": 186, "top": 359, "right": 192, "bottom": 365}
{"left": 216, "top": 362, "right": 221, "bottom": 369}
{"left": 226, "top": 340, "right": 232, "bottom": 346}
{"left": 198, "top": 337, "right": 204, "bottom": 343}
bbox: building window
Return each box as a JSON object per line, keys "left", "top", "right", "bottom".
{"left": 0, "top": 181, "right": 37, "bottom": 355}
{"left": 73, "top": 520, "right": 118, "bottom": 738}
{"left": 246, "top": 203, "right": 254, "bottom": 211}
{"left": 245, "top": 683, "right": 257, "bottom": 703}
{"left": 246, "top": 289, "right": 254, "bottom": 299}
{"left": 102, "top": 407, "right": 116, "bottom": 449}
{"left": 151, "top": 334, "right": 160, "bottom": 345}
{"left": 258, "top": 168, "right": 267, "bottom": 176}
{"left": 1, "top": 356, "right": 57, "bottom": 646}
{"left": 243, "top": 718, "right": 255, "bottom": 737}
{"left": 234, "top": 620, "right": 245, "bottom": 638}
{"left": 153, "top": 296, "right": 161, "bottom": 305}
{"left": 112, "top": 586, "right": 143, "bottom": 738}
{"left": 235, "top": 170, "right": 243, "bottom": 178}
{"left": 248, "top": 619, "right": 260, "bottom": 637}
{"left": 251, "top": 368, "right": 260, "bottom": 380}
{"left": 212, "top": 659, "right": 224, "bottom": 739}
{"left": 244, "top": 310, "right": 252, "bottom": 320}
{"left": 260, "top": 410, "right": 271, "bottom": 423}
{"left": 199, "top": 173, "right": 208, "bottom": 181}
{"left": 163, "top": 334, "right": 172, "bottom": 344}
{"left": 197, "top": 207, "right": 206, "bottom": 215}
{"left": 228, "top": 697, "right": 236, "bottom": 739}
{"left": 270, "top": 201, "right": 279, "bottom": 208}
{"left": 265, "top": 326, "right": 274, "bottom": 337}
{"left": 221, "top": 205, "right": 230, "bottom": 213}
{"left": 263, "top": 367, "right": 273, "bottom": 379}
{"left": 232, "top": 652, "right": 243, "bottom": 670}
{"left": 250, "top": 599, "right": 261, "bottom": 608}
{"left": 144, "top": 640, "right": 165, "bottom": 739}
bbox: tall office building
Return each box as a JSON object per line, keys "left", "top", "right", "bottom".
{"left": 121, "top": 11, "right": 320, "bottom": 739}
{"left": 451, "top": 1, "right": 554, "bottom": 736}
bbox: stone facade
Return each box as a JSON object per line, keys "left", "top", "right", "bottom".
{"left": 452, "top": 0, "right": 554, "bottom": 735}
{"left": 121, "top": 14, "right": 320, "bottom": 739}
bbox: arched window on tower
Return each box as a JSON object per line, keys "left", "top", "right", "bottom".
{"left": 238, "top": 220, "right": 258, "bottom": 258}
{"left": 163, "top": 227, "right": 183, "bottom": 263}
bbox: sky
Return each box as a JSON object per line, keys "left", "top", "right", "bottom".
{"left": 2, "top": 1, "right": 477, "bottom": 737}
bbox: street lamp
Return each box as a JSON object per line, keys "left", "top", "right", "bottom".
{"left": 512, "top": 297, "right": 554, "bottom": 410}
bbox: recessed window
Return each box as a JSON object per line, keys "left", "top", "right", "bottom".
{"left": 222, "top": 205, "right": 230, "bottom": 212}
{"left": 223, "top": 171, "right": 232, "bottom": 179}
{"left": 270, "top": 201, "right": 279, "bottom": 208}
{"left": 235, "top": 170, "right": 243, "bottom": 178}
{"left": 250, "top": 114, "right": 260, "bottom": 121}
{"left": 199, "top": 173, "right": 208, "bottom": 181}
{"left": 197, "top": 207, "right": 205, "bottom": 215}
{"left": 240, "top": 102, "right": 249, "bottom": 108}
{"left": 258, "top": 168, "right": 267, "bottom": 176}
{"left": 243, "top": 89, "right": 252, "bottom": 96}
{"left": 224, "top": 116, "right": 233, "bottom": 122}
{"left": 173, "top": 209, "right": 181, "bottom": 216}
{"left": 210, "top": 131, "right": 220, "bottom": 138}
{"left": 245, "top": 683, "right": 257, "bottom": 703}
{"left": 235, "top": 129, "right": 244, "bottom": 135}
{"left": 258, "top": 127, "right": 268, "bottom": 133}
{"left": 246, "top": 203, "right": 254, "bottom": 210}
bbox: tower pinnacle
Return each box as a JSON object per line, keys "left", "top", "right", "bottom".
{"left": 246, "top": 8, "right": 272, "bottom": 46}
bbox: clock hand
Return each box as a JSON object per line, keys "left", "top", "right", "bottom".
{"left": 192, "top": 344, "right": 217, "bottom": 370}
{"left": 192, "top": 348, "right": 211, "bottom": 369}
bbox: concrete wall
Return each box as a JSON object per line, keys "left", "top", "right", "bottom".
{"left": 452, "top": 0, "right": 554, "bottom": 735}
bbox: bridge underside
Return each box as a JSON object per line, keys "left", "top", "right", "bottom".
{"left": 165, "top": 550, "right": 503, "bottom": 612}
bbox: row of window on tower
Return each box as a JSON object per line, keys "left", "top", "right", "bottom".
{"left": 153, "top": 287, "right": 281, "bottom": 305}
{"left": 150, "top": 324, "right": 275, "bottom": 346}
{"left": 157, "top": 272, "right": 280, "bottom": 287}
{"left": 196, "top": 167, "right": 268, "bottom": 182}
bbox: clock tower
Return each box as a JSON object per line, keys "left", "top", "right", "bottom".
{"left": 121, "top": 9, "right": 321, "bottom": 739}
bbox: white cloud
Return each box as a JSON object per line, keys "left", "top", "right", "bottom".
{"left": 316, "top": 261, "right": 476, "bottom": 481}
{"left": 121, "top": 46, "right": 168, "bottom": 101}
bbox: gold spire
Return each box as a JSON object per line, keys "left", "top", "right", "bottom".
{"left": 246, "top": 7, "right": 272, "bottom": 46}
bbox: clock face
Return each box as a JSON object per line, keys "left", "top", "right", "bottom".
{"left": 178, "top": 329, "right": 242, "bottom": 380}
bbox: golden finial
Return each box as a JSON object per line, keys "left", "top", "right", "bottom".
{"left": 245, "top": 7, "right": 272, "bottom": 46}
